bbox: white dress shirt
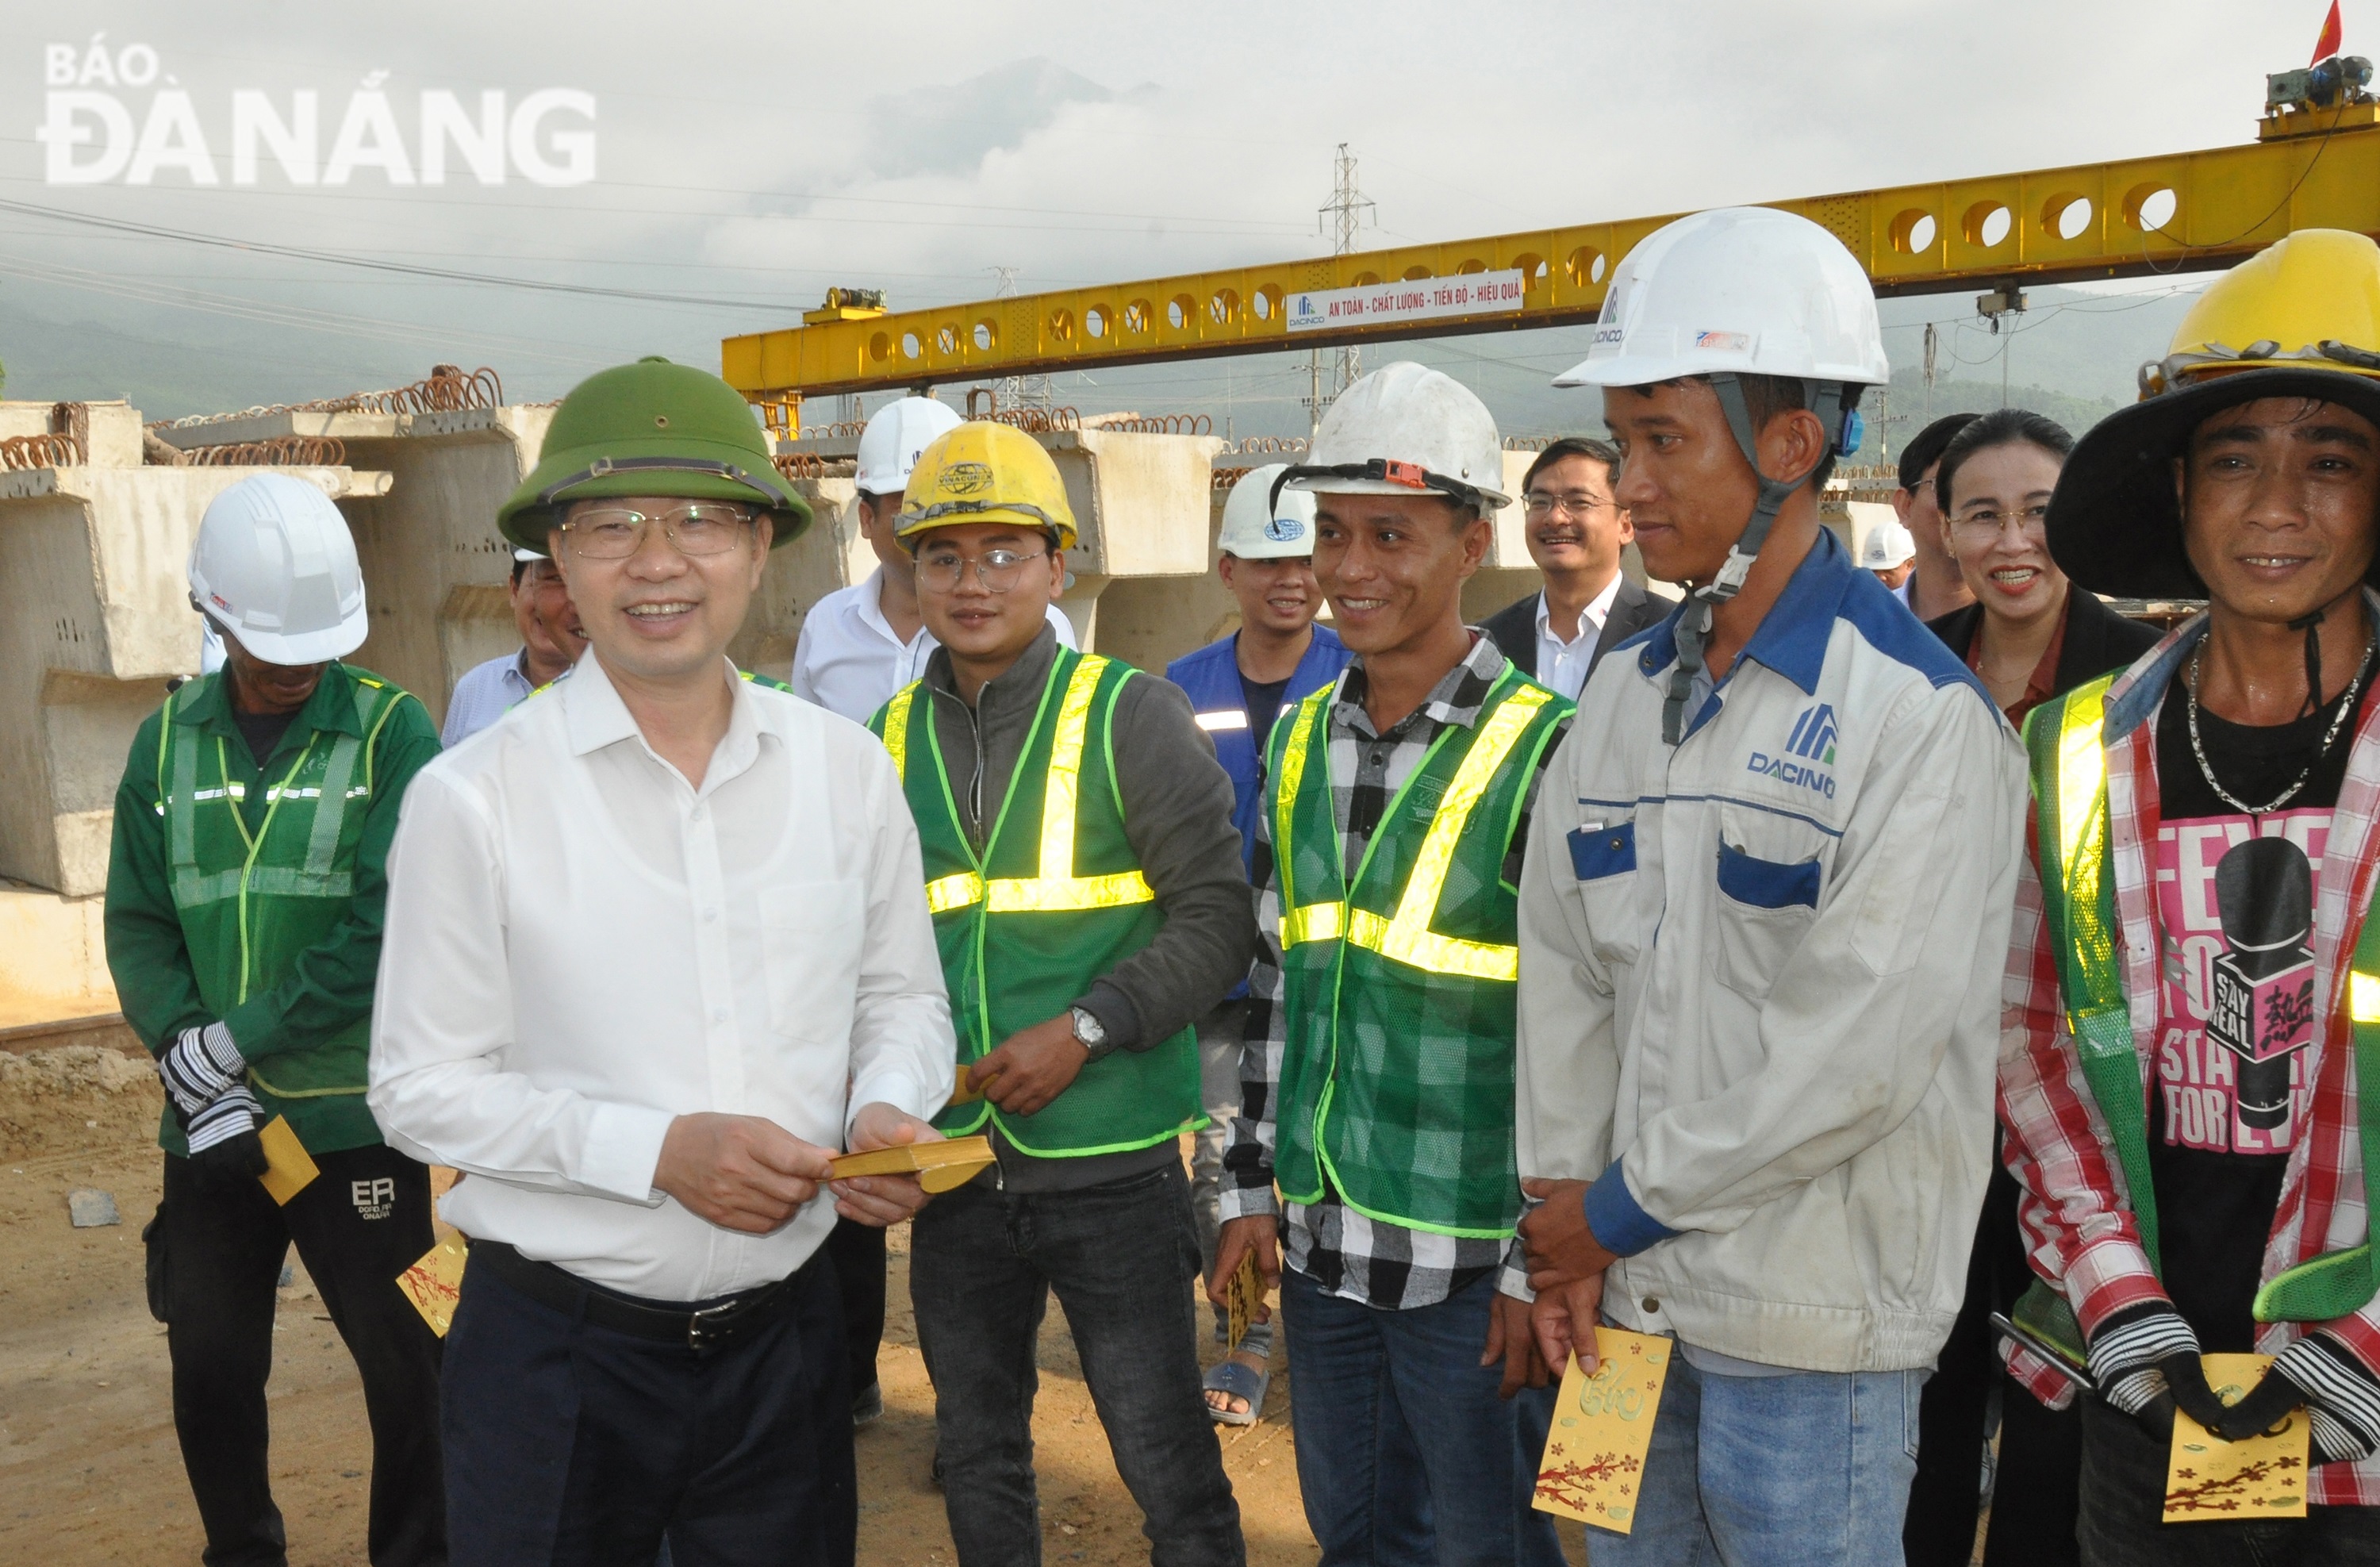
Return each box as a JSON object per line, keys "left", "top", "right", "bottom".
{"left": 369, "top": 654, "right": 956, "bottom": 1301}
{"left": 1533, "top": 574, "right": 1625, "bottom": 703}
{"left": 789, "top": 566, "right": 1077, "bottom": 724}
{"left": 440, "top": 649, "right": 538, "bottom": 747}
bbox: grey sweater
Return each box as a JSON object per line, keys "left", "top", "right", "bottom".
{"left": 922, "top": 625, "right": 1255, "bottom": 1193}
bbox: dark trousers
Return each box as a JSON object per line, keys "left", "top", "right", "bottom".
{"left": 2076, "top": 1396, "right": 2380, "bottom": 1565}
{"left": 441, "top": 1249, "right": 852, "bottom": 1567}
{"left": 1277, "top": 1265, "right": 1565, "bottom": 1567}
{"left": 909, "top": 1162, "right": 1243, "bottom": 1567}
{"left": 159, "top": 1144, "right": 447, "bottom": 1567}
{"left": 823, "top": 1216, "right": 885, "bottom": 1400}
{"left": 1906, "top": 1159, "right": 2083, "bottom": 1567}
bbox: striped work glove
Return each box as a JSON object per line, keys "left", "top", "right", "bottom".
{"left": 2214, "top": 1335, "right": 2380, "bottom": 1465}
{"left": 2087, "top": 1302, "right": 2233, "bottom": 1442}
{"left": 159, "top": 1024, "right": 270, "bottom": 1182}
{"left": 157, "top": 1023, "right": 245, "bottom": 1119}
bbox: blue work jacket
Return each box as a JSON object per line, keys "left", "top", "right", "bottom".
{"left": 1166, "top": 625, "right": 1354, "bottom": 997}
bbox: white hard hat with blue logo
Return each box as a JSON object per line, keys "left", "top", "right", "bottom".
{"left": 1217, "top": 462, "right": 1319, "bottom": 560}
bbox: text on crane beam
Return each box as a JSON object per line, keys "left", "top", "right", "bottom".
{"left": 1285, "top": 270, "right": 1527, "bottom": 334}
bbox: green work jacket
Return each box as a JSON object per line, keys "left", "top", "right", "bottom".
{"left": 103, "top": 662, "right": 440, "bottom": 1157}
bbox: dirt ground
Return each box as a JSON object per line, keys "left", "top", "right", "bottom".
{"left": 0, "top": 1048, "right": 1592, "bottom": 1565}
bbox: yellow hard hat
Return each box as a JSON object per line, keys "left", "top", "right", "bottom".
{"left": 894, "top": 421, "right": 1078, "bottom": 551}
{"left": 2049, "top": 229, "right": 2380, "bottom": 597}
{"left": 2144, "top": 229, "right": 2380, "bottom": 395}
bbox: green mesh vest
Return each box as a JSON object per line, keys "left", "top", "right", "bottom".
{"left": 1268, "top": 666, "right": 1572, "bottom": 1238}
{"left": 155, "top": 669, "right": 418, "bottom": 1152}
{"left": 869, "top": 649, "right": 1200, "bottom": 1157}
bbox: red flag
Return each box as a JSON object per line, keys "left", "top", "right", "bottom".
{"left": 2314, "top": 0, "right": 2344, "bottom": 63}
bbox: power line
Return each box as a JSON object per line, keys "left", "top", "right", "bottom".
{"left": 0, "top": 196, "right": 804, "bottom": 311}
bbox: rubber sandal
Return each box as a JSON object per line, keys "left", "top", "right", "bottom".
{"left": 1203, "top": 1323, "right": 1273, "bottom": 1427}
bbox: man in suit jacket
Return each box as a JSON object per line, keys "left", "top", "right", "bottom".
{"left": 1480, "top": 437, "right": 1669, "bottom": 699}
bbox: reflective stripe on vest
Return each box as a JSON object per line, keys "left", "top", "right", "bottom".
{"left": 892, "top": 658, "right": 1156, "bottom": 917}
{"left": 881, "top": 683, "right": 918, "bottom": 782}
{"left": 1275, "top": 682, "right": 1551, "bottom": 981}
{"left": 2030, "top": 674, "right": 2380, "bottom": 1324}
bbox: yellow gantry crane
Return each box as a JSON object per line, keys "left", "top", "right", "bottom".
{"left": 723, "top": 64, "right": 2380, "bottom": 435}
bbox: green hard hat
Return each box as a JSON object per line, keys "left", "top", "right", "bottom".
{"left": 497, "top": 357, "right": 812, "bottom": 554}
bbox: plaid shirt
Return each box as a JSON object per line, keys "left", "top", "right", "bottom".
{"left": 1219, "top": 634, "right": 1567, "bottom": 1310}
{"left": 2000, "top": 611, "right": 2380, "bottom": 1506}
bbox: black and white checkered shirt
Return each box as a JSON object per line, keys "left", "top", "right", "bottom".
{"left": 1219, "top": 633, "right": 1568, "bottom": 1311}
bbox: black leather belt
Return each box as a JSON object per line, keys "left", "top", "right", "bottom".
{"left": 470, "top": 1239, "right": 807, "bottom": 1354}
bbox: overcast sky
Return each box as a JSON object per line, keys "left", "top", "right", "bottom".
{"left": 0, "top": 2, "right": 2351, "bottom": 412}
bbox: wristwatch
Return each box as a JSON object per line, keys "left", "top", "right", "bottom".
{"left": 1069, "top": 1006, "right": 1116, "bottom": 1062}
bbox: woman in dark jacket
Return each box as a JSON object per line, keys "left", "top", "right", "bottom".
{"left": 1903, "top": 409, "right": 2160, "bottom": 1567}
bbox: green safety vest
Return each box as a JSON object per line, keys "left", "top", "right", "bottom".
{"left": 869, "top": 649, "right": 1200, "bottom": 1156}
{"left": 1269, "top": 666, "right": 1572, "bottom": 1238}
{"left": 155, "top": 670, "right": 418, "bottom": 1137}
{"left": 2017, "top": 673, "right": 2380, "bottom": 1362}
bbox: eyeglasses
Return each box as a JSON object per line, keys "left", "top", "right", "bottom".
{"left": 1948, "top": 503, "right": 2050, "bottom": 543}
{"left": 559, "top": 502, "right": 757, "bottom": 559}
{"left": 1522, "top": 492, "right": 1614, "bottom": 520}
{"left": 914, "top": 547, "right": 1049, "bottom": 593}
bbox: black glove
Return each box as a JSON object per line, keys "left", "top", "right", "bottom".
{"left": 2086, "top": 1302, "right": 2232, "bottom": 1441}
{"left": 185, "top": 1086, "right": 270, "bottom": 1184}
{"left": 2217, "top": 1335, "right": 2380, "bottom": 1465}
{"left": 157, "top": 1022, "right": 244, "bottom": 1119}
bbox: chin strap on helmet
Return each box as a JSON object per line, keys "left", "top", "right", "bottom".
{"left": 1660, "top": 374, "right": 1863, "bottom": 745}
{"left": 2290, "top": 607, "right": 2328, "bottom": 720}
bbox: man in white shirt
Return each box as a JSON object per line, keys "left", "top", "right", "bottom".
{"left": 790, "top": 397, "right": 1074, "bottom": 719}
{"left": 1480, "top": 437, "right": 1668, "bottom": 702}
{"left": 370, "top": 359, "right": 957, "bottom": 1567}
{"left": 441, "top": 548, "right": 587, "bottom": 745}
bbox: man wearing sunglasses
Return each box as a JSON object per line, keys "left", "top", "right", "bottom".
{"left": 1481, "top": 436, "right": 1668, "bottom": 702}
{"left": 370, "top": 358, "right": 958, "bottom": 1567}
{"left": 870, "top": 421, "right": 1253, "bottom": 1565}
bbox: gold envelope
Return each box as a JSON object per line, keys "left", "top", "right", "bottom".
{"left": 1533, "top": 1326, "right": 1673, "bottom": 1535}
{"left": 2164, "top": 1352, "right": 2311, "bottom": 1523}
{"left": 830, "top": 1134, "right": 994, "bottom": 1193}
{"left": 396, "top": 1235, "right": 469, "bottom": 1338}
{"left": 256, "top": 1116, "right": 319, "bottom": 1205}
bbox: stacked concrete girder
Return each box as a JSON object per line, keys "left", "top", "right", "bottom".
{"left": 0, "top": 401, "right": 392, "bottom": 897}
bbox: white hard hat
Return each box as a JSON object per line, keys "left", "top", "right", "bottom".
{"left": 1554, "top": 207, "right": 1889, "bottom": 391}
{"left": 1280, "top": 361, "right": 1510, "bottom": 513}
{"left": 187, "top": 473, "right": 368, "bottom": 666}
{"left": 1217, "top": 463, "right": 1319, "bottom": 559}
{"left": 854, "top": 397, "right": 964, "bottom": 496}
{"left": 1859, "top": 520, "right": 1917, "bottom": 570}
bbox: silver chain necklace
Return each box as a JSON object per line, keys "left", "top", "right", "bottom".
{"left": 2185, "top": 632, "right": 2375, "bottom": 815}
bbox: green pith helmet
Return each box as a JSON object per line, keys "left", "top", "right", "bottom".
{"left": 497, "top": 357, "right": 812, "bottom": 554}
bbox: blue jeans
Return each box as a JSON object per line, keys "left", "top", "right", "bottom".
{"left": 1277, "top": 1265, "right": 1564, "bottom": 1567}
{"left": 909, "top": 1162, "right": 1243, "bottom": 1567}
{"left": 1584, "top": 1348, "right": 1925, "bottom": 1566}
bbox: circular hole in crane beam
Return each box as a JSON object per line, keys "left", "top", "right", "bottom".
{"left": 2123, "top": 183, "right": 2178, "bottom": 233}
{"left": 2041, "top": 192, "right": 2093, "bottom": 241}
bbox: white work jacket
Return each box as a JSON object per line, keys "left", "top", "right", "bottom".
{"left": 1516, "top": 528, "right": 2027, "bottom": 1373}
